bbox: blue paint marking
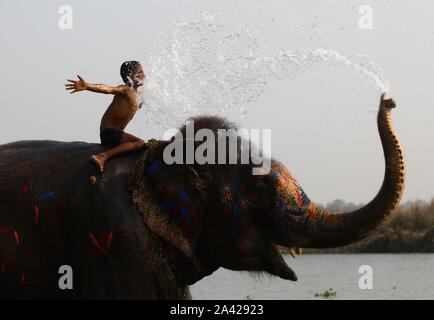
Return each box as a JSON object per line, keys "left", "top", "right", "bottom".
{"left": 277, "top": 197, "right": 285, "bottom": 209}
{"left": 301, "top": 192, "right": 311, "bottom": 205}
{"left": 161, "top": 201, "right": 191, "bottom": 221}
{"left": 37, "top": 192, "right": 55, "bottom": 202}
{"left": 296, "top": 186, "right": 311, "bottom": 205}
{"left": 161, "top": 201, "right": 174, "bottom": 210}
{"left": 181, "top": 207, "right": 191, "bottom": 221}
{"left": 147, "top": 160, "right": 161, "bottom": 175}
{"left": 269, "top": 170, "right": 279, "bottom": 181}
{"left": 284, "top": 209, "right": 306, "bottom": 217}
{"left": 180, "top": 189, "right": 189, "bottom": 201}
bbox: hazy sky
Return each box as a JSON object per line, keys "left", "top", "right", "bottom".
{"left": 1, "top": 0, "right": 433, "bottom": 205}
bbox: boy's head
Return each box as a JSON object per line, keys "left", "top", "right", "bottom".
{"left": 120, "top": 61, "right": 145, "bottom": 87}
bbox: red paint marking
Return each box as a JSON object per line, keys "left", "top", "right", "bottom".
{"left": 35, "top": 205, "right": 39, "bottom": 224}
{"left": 13, "top": 230, "right": 20, "bottom": 246}
{"left": 278, "top": 164, "right": 300, "bottom": 186}
{"left": 294, "top": 189, "right": 303, "bottom": 207}
{"left": 20, "top": 273, "right": 26, "bottom": 284}
{"left": 23, "top": 185, "right": 29, "bottom": 193}
{"left": 307, "top": 207, "right": 318, "bottom": 232}
{"left": 87, "top": 231, "right": 114, "bottom": 255}
{"left": 89, "top": 233, "right": 105, "bottom": 254}
{"left": 106, "top": 230, "right": 113, "bottom": 250}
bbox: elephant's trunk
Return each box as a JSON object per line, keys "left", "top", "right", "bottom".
{"left": 274, "top": 96, "right": 406, "bottom": 249}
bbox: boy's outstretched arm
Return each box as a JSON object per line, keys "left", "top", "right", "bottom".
{"left": 65, "top": 75, "right": 127, "bottom": 95}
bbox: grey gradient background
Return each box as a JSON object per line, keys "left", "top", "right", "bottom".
{"left": 0, "top": 0, "right": 433, "bottom": 205}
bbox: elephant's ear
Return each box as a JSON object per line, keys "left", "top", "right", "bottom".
{"left": 127, "top": 140, "right": 208, "bottom": 260}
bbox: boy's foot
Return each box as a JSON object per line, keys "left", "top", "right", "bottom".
{"left": 90, "top": 154, "right": 107, "bottom": 172}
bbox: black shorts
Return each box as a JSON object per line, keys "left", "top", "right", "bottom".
{"left": 100, "top": 128, "right": 124, "bottom": 147}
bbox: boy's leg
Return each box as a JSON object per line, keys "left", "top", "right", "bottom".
{"left": 91, "top": 132, "right": 145, "bottom": 172}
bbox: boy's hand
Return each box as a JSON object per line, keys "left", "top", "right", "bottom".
{"left": 65, "top": 75, "right": 87, "bottom": 94}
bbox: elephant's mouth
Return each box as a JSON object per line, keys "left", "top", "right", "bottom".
{"left": 192, "top": 244, "right": 301, "bottom": 283}
{"left": 268, "top": 243, "right": 299, "bottom": 281}
{"left": 215, "top": 241, "right": 300, "bottom": 281}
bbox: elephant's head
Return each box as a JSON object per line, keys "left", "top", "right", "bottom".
{"left": 128, "top": 94, "right": 405, "bottom": 284}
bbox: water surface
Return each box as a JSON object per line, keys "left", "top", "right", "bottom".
{"left": 190, "top": 254, "right": 434, "bottom": 300}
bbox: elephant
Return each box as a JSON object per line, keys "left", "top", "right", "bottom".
{"left": 0, "top": 95, "right": 405, "bottom": 299}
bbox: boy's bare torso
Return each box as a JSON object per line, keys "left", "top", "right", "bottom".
{"left": 100, "top": 87, "right": 139, "bottom": 131}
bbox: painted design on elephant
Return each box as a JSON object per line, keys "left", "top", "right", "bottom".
{"left": 13, "top": 230, "right": 20, "bottom": 245}
{"left": 160, "top": 184, "right": 202, "bottom": 228}
{"left": 0, "top": 228, "right": 20, "bottom": 246}
{"left": 1, "top": 185, "right": 58, "bottom": 285}
{"left": 142, "top": 158, "right": 201, "bottom": 228}
{"left": 303, "top": 204, "right": 340, "bottom": 235}
{"left": 147, "top": 160, "right": 161, "bottom": 175}
{"left": 128, "top": 141, "right": 208, "bottom": 284}
{"left": 37, "top": 192, "right": 55, "bottom": 202}
{"left": 131, "top": 180, "right": 195, "bottom": 259}
{"left": 161, "top": 201, "right": 191, "bottom": 222}
{"left": 270, "top": 160, "right": 311, "bottom": 215}
{"left": 86, "top": 230, "right": 113, "bottom": 256}
{"left": 21, "top": 183, "right": 58, "bottom": 225}
{"left": 34, "top": 205, "right": 39, "bottom": 224}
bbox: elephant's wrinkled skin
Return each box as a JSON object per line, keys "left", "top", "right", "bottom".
{"left": 0, "top": 96, "right": 405, "bottom": 299}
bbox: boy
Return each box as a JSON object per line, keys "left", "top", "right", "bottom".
{"left": 65, "top": 61, "right": 146, "bottom": 172}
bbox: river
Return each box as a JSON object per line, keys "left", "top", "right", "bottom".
{"left": 190, "top": 254, "right": 434, "bottom": 300}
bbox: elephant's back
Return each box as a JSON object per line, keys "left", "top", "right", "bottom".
{"left": 0, "top": 140, "right": 142, "bottom": 198}
{"left": 0, "top": 140, "right": 102, "bottom": 203}
{"left": 0, "top": 140, "right": 103, "bottom": 168}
